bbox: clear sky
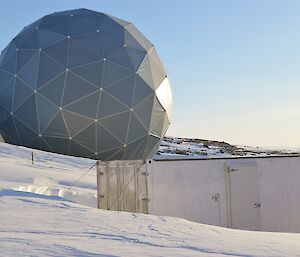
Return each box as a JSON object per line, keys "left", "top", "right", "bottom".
{"left": 1, "top": 0, "right": 300, "bottom": 147}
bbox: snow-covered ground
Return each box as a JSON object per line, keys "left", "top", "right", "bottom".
{"left": 1, "top": 142, "right": 300, "bottom": 256}
{"left": 0, "top": 142, "right": 97, "bottom": 208}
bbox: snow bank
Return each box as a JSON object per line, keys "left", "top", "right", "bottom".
{"left": 13, "top": 178, "right": 97, "bottom": 208}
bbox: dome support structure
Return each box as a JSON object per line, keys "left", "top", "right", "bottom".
{"left": 96, "top": 159, "right": 150, "bottom": 213}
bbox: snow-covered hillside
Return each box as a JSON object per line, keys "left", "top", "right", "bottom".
{"left": 1, "top": 142, "right": 300, "bottom": 256}
{"left": 158, "top": 137, "right": 300, "bottom": 159}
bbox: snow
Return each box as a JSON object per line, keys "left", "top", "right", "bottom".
{"left": 1, "top": 141, "right": 300, "bottom": 256}
{"left": 0, "top": 142, "right": 98, "bottom": 208}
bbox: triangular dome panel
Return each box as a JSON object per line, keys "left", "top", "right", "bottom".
{"left": 0, "top": 43, "right": 17, "bottom": 66}
{"left": 39, "top": 16, "right": 71, "bottom": 35}
{"left": 73, "top": 122, "right": 96, "bottom": 152}
{"left": 38, "top": 72, "right": 66, "bottom": 106}
{"left": 125, "top": 24, "right": 153, "bottom": 51}
{"left": 36, "top": 94, "right": 60, "bottom": 133}
{"left": 13, "top": 78, "right": 34, "bottom": 111}
{"left": 13, "top": 95, "right": 39, "bottom": 133}
{"left": 43, "top": 136, "right": 70, "bottom": 155}
{"left": 104, "top": 74, "right": 136, "bottom": 107}
{"left": 72, "top": 31, "right": 102, "bottom": 57}
{"left": 136, "top": 55, "right": 155, "bottom": 90}
{"left": 148, "top": 48, "right": 166, "bottom": 89}
{"left": 62, "top": 72, "right": 99, "bottom": 106}
{"left": 62, "top": 110, "right": 94, "bottom": 137}
{"left": 16, "top": 49, "right": 38, "bottom": 71}
{"left": 149, "top": 96, "right": 166, "bottom": 137}
{"left": 98, "top": 29, "right": 124, "bottom": 57}
{"left": 133, "top": 75, "right": 154, "bottom": 106}
{"left": 36, "top": 52, "right": 65, "bottom": 89}
{"left": 133, "top": 94, "right": 154, "bottom": 130}
{"left": 65, "top": 91, "right": 100, "bottom": 119}
{"left": 126, "top": 47, "right": 147, "bottom": 71}
{"left": 69, "top": 140, "right": 94, "bottom": 158}
{"left": 37, "top": 28, "right": 66, "bottom": 49}
{"left": 97, "top": 147, "right": 123, "bottom": 161}
{"left": 102, "top": 60, "right": 134, "bottom": 87}
{"left": 17, "top": 52, "right": 39, "bottom": 89}
{"left": 126, "top": 113, "right": 148, "bottom": 144}
{"left": 123, "top": 135, "right": 147, "bottom": 160}
{"left": 0, "top": 105, "right": 10, "bottom": 124}
{"left": 0, "top": 79, "right": 15, "bottom": 112}
{"left": 68, "top": 38, "right": 98, "bottom": 68}
{"left": 71, "top": 60, "right": 103, "bottom": 86}
{"left": 108, "top": 47, "right": 134, "bottom": 70}
{"left": 100, "top": 111, "right": 131, "bottom": 143}
{"left": 0, "top": 69, "right": 14, "bottom": 89}
{"left": 96, "top": 123, "right": 123, "bottom": 152}
{"left": 97, "top": 91, "right": 129, "bottom": 119}
{"left": 144, "top": 134, "right": 161, "bottom": 159}
{"left": 42, "top": 111, "right": 69, "bottom": 137}
{"left": 2, "top": 53, "right": 17, "bottom": 74}
{"left": 30, "top": 137, "right": 53, "bottom": 152}
{"left": 124, "top": 30, "right": 146, "bottom": 52}
{"left": 14, "top": 118, "right": 38, "bottom": 146}
{"left": 0, "top": 116, "right": 20, "bottom": 144}
{"left": 43, "top": 39, "right": 68, "bottom": 67}
{"left": 19, "top": 30, "right": 39, "bottom": 49}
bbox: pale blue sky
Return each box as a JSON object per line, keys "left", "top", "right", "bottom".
{"left": 1, "top": 0, "right": 300, "bottom": 147}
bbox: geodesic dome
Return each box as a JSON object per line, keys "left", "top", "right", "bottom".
{"left": 0, "top": 8, "right": 172, "bottom": 160}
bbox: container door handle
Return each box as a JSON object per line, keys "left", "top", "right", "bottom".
{"left": 254, "top": 203, "right": 262, "bottom": 208}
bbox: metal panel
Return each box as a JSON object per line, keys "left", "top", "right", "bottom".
{"left": 96, "top": 160, "right": 149, "bottom": 213}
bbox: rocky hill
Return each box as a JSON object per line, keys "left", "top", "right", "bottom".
{"left": 157, "top": 137, "right": 300, "bottom": 159}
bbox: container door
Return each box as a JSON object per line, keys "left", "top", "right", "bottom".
{"left": 96, "top": 160, "right": 149, "bottom": 214}
{"left": 225, "top": 162, "right": 261, "bottom": 230}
